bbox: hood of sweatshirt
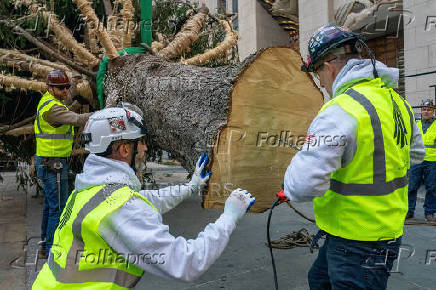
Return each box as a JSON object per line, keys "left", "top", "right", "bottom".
{"left": 332, "top": 59, "right": 399, "bottom": 97}
{"left": 75, "top": 153, "right": 141, "bottom": 192}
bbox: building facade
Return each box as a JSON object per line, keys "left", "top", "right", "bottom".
{"left": 194, "top": 1, "right": 436, "bottom": 109}
{"left": 403, "top": 0, "right": 436, "bottom": 108}
{"left": 194, "top": 0, "right": 292, "bottom": 60}
{"left": 298, "top": 0, "right": 436, "bottom": 109}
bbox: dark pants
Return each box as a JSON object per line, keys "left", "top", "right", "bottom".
{"left": 35, "top": 156, "right": 69, "bottom": 257}
{"left": 308, "top": 233, "right": 402, "bottom": 290}
{"left": 408, "top": 161, "right": 436, "bottom": 216}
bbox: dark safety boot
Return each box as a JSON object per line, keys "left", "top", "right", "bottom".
{"left": 425, "top": 214, "right": 436, "bottom": 222}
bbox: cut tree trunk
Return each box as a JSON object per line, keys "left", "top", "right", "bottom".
{"left": 105, "top": 47, "right": 323, "bottom": 212}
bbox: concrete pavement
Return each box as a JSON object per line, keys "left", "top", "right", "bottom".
{"left": 1, "top": 162, "right": 435, "bottom": 289}
{"left": 138, "top": 193, "right": 436, "bottom": 290}
{"left": 0, "top": 172, "right": 26, "bottom": 290}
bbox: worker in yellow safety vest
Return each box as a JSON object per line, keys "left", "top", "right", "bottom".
{"left": 34, "top": 69, "right": 92, "bottom": 258}
{"left": 407, "top": 99, "right": 436, "bottom": 222}
{"left": 33, "top": 103, "right": 255, "bottom": 289}
{"left": 279, "top": 24, "right": 425, "bottom": 289}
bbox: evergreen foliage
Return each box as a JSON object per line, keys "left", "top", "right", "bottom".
{"left": 0, "top": 0, "right": 238, "bottom": 161}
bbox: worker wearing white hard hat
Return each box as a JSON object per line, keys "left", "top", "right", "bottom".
{"left": 33, "top": 103, "right": 255, "bottom": 289}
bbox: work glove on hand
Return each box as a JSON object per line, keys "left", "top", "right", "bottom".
{"left": 188, "top": 153, "right": 212, "bottom": 193}
{"left": 223, "top": 188, "right": 256, "bottom": 223}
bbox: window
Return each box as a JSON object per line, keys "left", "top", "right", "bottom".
{"left": 233, "top": 0, "right": 238, "bottom": 13}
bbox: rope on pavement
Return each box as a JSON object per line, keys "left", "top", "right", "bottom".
{"left": 266, "top": 228, "right": 316, "bottom": 249}
{"left": 266, "top": 200, "right": 316, "bottom": 250}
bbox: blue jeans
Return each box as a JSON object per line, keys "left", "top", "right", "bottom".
{"left": 408, "top": 161, "right": 436, "bottom": 216}
{"left": 308, "top": 233, "right": 402, "bottom": 290}
{"left": 35, "top": 156, "right": 69, "bottom": 256}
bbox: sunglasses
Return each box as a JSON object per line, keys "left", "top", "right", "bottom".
{"left": 138, "top": 135, "right": 149, "bottom": 145}
{"left": 313, "top": 56, "right": 338, "bottom": 74}
{"left": 55, "top": 85, "right": 71, "bottom": 90}
{"left": 119, "top": 136, "right": 148, "bottom": 146}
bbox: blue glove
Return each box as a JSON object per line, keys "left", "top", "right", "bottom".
{"left": 188, "top": 153, "right": 212, "bottom": 193}
{"left": 223, "top": 188, "right": 256, "bottom": 223}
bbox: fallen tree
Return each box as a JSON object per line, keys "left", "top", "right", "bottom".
{"left": 105, "top": 47, "right": 323, "bottom": 212}
{"left": 1, "top": 1, "right": 322, "bottom": 212}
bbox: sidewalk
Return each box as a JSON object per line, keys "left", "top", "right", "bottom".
{"left": 19, "top": 164, "right": 436, "bottom": 289}
{"left": 25, "top": 181, "right": 45, "bottom": 289}
{"left": 0, "top": 172, "right": 26, "bottom": 290}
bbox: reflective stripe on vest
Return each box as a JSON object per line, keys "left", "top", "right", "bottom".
{"left": 35, "top": 99, "right": 73, "bottom": 140}
{"left": 329, "top": 89, "right": 411, "bottom": 196}
{"left": 313, "top": 80, "right": 411, "bottom": 241}
{"left": 46, "top": 184, "right": 141, "bottom": 288}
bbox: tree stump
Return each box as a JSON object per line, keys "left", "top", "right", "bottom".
{"left": 105, "top": 47, "right": 323, "bottom": 212}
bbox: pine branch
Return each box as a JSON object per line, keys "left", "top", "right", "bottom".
{"left": 107, "top": 15, "right": 123, "bottom": 51}
{"left": 3, "top": 124, "right": 34, "bottom": 136}
{"left": 0, "top": 116, "right": 34, "bottom": 134}
{"left": 121, "top": 0, "right": 135, "bottom": 49}
{"left": 73, "top": 0, "right": 119, "bottom": 60}
{"left": 76, "top": 80, "right": 94, "bottom": 102}
{"left": 0, "top": 55, "right": 58, "bottom": 79}
{"left": 0, "top": 73, "right": 92, "bottom": 102}
{"left": 0, "top": 74, "right": 46, "bottom": 92}
{"left": 151, "top": 41, "right": 165, "bottom": 54}
{"left": 36, "top": 7, "right": 100, "bottom": 68}
{"left": 181, "top": 20, "right": 238, "bottom": 65}
{"left": 158, "top": 5, "right": 209, "bottom": 59}
{"left": 0, "top": 21, "right": 97, "bottom": 78}
{"left": 0, "top": 48, "right": 71, "bottom": 72}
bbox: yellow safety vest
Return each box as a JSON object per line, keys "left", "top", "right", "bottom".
{"left": 313, "top": 79, "right": 413, "bottom": 241}
{"left": 34, "top": 91, "right": 74, "bottom": 157}
{"left": 33, "top": 184, "right": 158, "bottom": 289}
{"left": 416, "top": 119, "right": 436, "bottom": 161}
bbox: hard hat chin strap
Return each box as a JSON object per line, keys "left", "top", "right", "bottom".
{"left": 358, "top": 39, "right": 379, "bottom": 79}
{"left": 131, "top": 141, "right": 138, "bottom": 173}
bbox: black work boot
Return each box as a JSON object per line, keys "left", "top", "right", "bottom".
{"left": 425, "top": 214, "right": 436, "bottom": 222}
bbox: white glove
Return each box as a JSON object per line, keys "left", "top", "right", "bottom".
{"left": 223, "top": 188, "right": 255, "bottom": 223}
{"left": 188, "top": 153, "right": 212, "bottom": 193}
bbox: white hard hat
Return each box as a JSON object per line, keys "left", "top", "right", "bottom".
{"left": 82, "top": 106, "right": 147, "bottom": 154}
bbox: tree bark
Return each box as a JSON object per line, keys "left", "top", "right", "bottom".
{"left": 5, "top": 124, "right": 34, "bottom": 136}
{"left": 105, "top": 47, "right": 323, "bottom": 212}
{"left": 105, "top": 51, "right": 248, "bottom": 170}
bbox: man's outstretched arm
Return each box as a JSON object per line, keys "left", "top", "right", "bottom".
{"left": 284, "top": 104, "right": 357, "bottom": 202}
{"left": 139, "top": 153, "right": 212, "bottom": 214}
{"left": 99, "top": 189, "right": 254, "bottom": 282}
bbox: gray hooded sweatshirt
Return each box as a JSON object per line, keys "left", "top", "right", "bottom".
{"left": 284, "top": 59, "right": 425, "bottom": 202}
